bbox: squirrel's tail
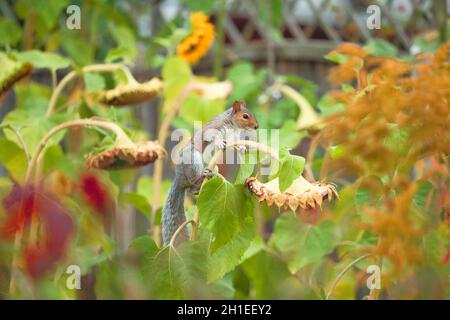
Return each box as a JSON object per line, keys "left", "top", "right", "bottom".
{"left": 162, "top": 180, "right": 187, "bottom": 246}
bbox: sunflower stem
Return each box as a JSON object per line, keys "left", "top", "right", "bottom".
{"left": 24, "top": 119, "right": 134, "bottom": 184}
{"left": 46, "top": 64, "right": 137, "bottom": 117}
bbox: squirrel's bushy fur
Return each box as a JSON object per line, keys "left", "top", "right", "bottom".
{"left": 162, "top": 100, "right": 258, "bottom": 246}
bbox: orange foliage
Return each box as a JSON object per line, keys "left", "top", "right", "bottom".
{"left": 321, "top": 42, "right": 450, "bottom": 276}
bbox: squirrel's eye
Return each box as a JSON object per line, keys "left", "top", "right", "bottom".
{"left": 243, "top": 113, "right": 249, "bottom": 120}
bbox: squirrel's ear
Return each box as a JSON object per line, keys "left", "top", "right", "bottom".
{"left": 232, "top": 100, "right": 245, "bottom": 113}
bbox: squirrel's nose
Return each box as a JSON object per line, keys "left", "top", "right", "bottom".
{"left": 254, "top": 123, "right": 259, "bottom": 130}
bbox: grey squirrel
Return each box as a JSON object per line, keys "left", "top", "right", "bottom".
{"left": 162, "top": 100, "right": 259, "bottom": 246}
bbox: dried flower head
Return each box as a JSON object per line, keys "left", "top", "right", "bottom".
{"left": 176, "top": 12, "right": 215, "bottom": 64}
{"left": 86, "top": 140, "right": 166, "bottom": 170}
{"left": 0, "top": 52, "right": 32, "bottom": 97}
{"left": 246, "top": 176, "right": 338, "bottom": 212}
{"left": 99, "top": 77, "right": 163, "bottom": 106}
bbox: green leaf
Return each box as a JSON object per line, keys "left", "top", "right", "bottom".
{"left": 122, "top": 192, "right": 152, "bottom": 220}
{"left": 94, "top": 259, "right": 126, "bottom": 299}
{"left": 15, "top": 0, "right": 69, "bottom": 31}
{"left": 272, "top": 214, "right": 339, "bottom": 273}
{"left": 284, "top": 75, "right": 319, "bottom": 106}
{"left": 106, "top": 24, "right": 137, "bottom": 64}
{"left": 324, "top": 52, "right": 348, "bottom": 64}
{"left": 83, "top": 72, "right": 105, "bottom": 93}
{"left": 242, "top": 250, "right": 293, "bottom": 299}
{"left": 148, "top": 240, "right": 209, "bottom": 299}
{"left": 226, "top": 62, "right": 267, "bottom": 103}
{"left": 16, "top": 50, "right": 71, "bottom": 71}
{"left": 414, "top": 180, "right": 433, "bottom": 209}
{"left": 267, "top": 99, "right": 299, "bottom": 128}
{"left": 2, "top": 104, "right": 73, "bottom": 154}
{"left": 363, "top": 39, "right": 398, "bottom": 58}
{"left": 235, "top": 151, "right": 257, "bottom": 184}
{"left": 179, "top": 94, "right": 226, "bottom": 126}
{"left": 73, "top": 245, "right": 110, "bottom": 275}
{"left": 278, "top": 120, "right": 307, "bottom": 149}
{"left": 0, "top": 18, "right": 22, "bottom": 46}
{"left": 127, "top": 236, "right": 159, "bottom": 273}
{"left": 136, "top": 176, "right": 172, "bottom": 209}
{"left": 328, "top": 145, "right": 345, "bottom": 159}
{"left": 207, "top": 223, "right": 254, "bottom": 283}
{"left": 277, "top": 149, "right": 305, "bottom": 192}
{"left": 355, "top": 187, "right": 370, "bottom": 206}
{"left": 180, "top": 0, "right": 216, "bottom": 14}
{"left": 198, "top": 178, "right": 254, "bottom": 251}
{"left": 317, "top": 94, "right": 345, "bottom": 116}
{"left": 0, "top": 176, "right": 13, "bottom": 190}
{"left": 0, "top": 137, "right": 27, "bottom": 182}
{"left": 61, "top": 34, "right": 94, "bottom": 66}
{"left": 162, "top": 56, "right": 191, "bottom": 101}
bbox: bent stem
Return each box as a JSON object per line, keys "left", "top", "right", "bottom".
{"left": 3, "top": 124, "right": 30, "bottom": 163}
{"left": 25, "top": 119, "right": 133, "bottom": 184}
{"left": 271, "top": 83, "right": 321, "bottom": 130}
{"left": 326, "top": 254, "right": 372, "bottom": 300}
{"left": 191, "top": 208, "right": 200, "bottom": 241}
{"left": 207, "top": 140, "right": 279, "bottom": 170}
{"left": 169, "top": 219, "right": 195, "bottom": 248}
{"left": 46, "top": 63, "right": 136, "bottom": 117}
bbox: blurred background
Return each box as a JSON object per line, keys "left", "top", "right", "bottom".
{"left": 0, "top": 0, "right": 449, "bottom": 299}
{"left": 2, "top": 0, "right": 448, "bottom": 247}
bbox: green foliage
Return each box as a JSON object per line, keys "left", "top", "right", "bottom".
{"left": 83, "top": 72, "right": 106, "bottom": 93}
{"left": 363, "top": 39, "right": 398, "bottom": 58}
{"left": 0, "top": 0, "right": 448, "bottom": 301}
{"left": 178, "top": 94, "right": 225, "bottom": 128}
{"left": 0, "top": 137, "right": 27, "bottom": 181}
{"left": 274, "top": 148, "right": 305, "bottom": 192}
{"left": 162, "top": 56, "right": 192, "bottom": 101}
{"left": 226, "top": 62, "right": 267, "bottom": 104}
{"left": 198, "top": 178, "right": 254, "bottom": 252}
{"left": 0, "top": 18, "right": 22, "bottom": 47}
{"left": 105, "top": 25, "right": 137, "bottom": 64}
{"left": 272, "top": 215, "right": 339, "bottom": 273}
{"left": 16, "top": 50, "right": 71, "bottom": 71}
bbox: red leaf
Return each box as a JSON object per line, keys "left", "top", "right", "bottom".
{"left": 0, "top": 183, "right": 74, "bottom": 279}
{"left": 24, "top": 194, "right": 74, "bottom": 279}
{"left": 0, "top": 184, "right": 37, "bottom": 238}
{"left": 80, "top": 173, "right": 109, "bottom": 214}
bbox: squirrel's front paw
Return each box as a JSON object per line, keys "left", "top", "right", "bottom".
{"left": 202, "top": 168, "right": 215, "bottom": 179}
{"left": 214, "top": 138, "right": 226, "bottom": 150}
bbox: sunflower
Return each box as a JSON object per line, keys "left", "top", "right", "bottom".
{"left": 246, "top": 176, "right": 338, "bottom": 212}
{"left": 176, "top": 12, "right": 215, "bottom": 64}
{"left": 85, "top": 140, "right": 166, "bottom": 170}
{"left": 99, "top": 77, "right": 163, "bottom": 106}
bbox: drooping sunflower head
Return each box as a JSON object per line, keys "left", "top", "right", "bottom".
{"left": 85, "top": 140, "right": 166, "bottom": 170}
{"left": 0, "top": 52, "right": 33, "bottom": 98}
{"left": 176, "top": 12, "right": 215, "bottom": 64}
